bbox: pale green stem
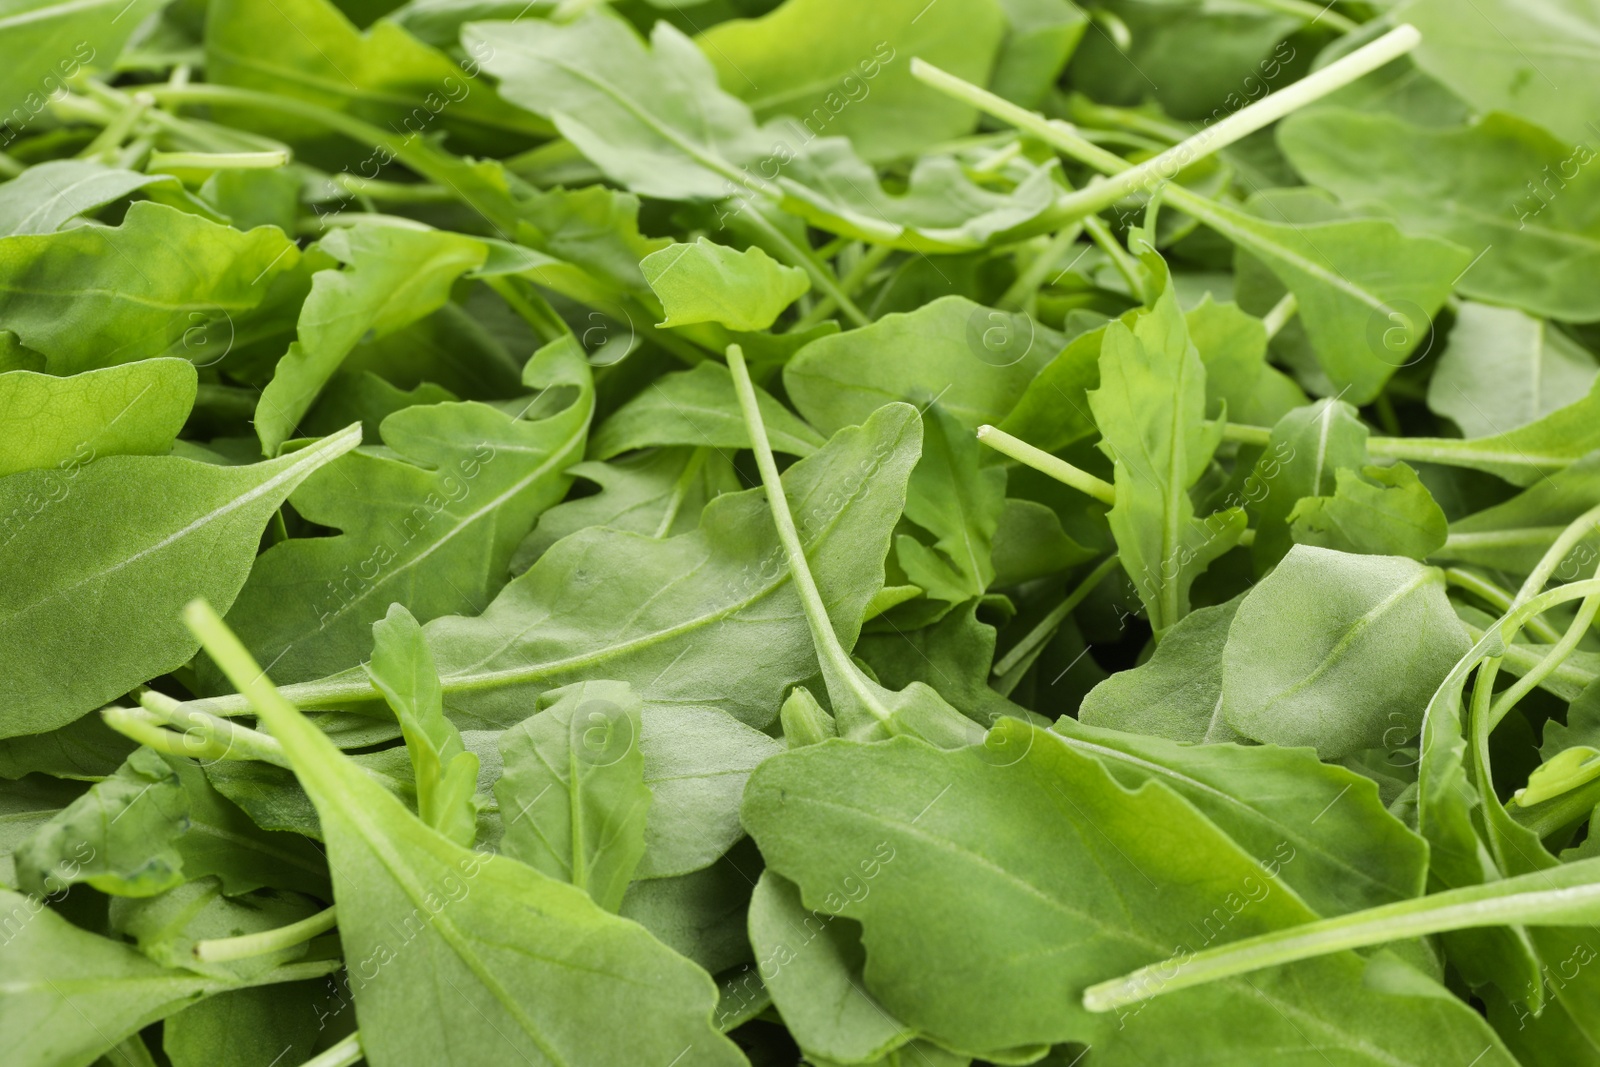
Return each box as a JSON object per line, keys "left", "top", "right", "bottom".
{"left": 912, "top": 26, "right": 1416, "bottom": 223}
{"left": 1514, "top": 776, "right": 1600, "bottom": 839}
{"left": 1515, "top": 503, "right": 1600, "bottom": 606}
{"left": 1082, "top": 859, "right": 1600, "bottom": 1012}
{"left": 1081, "top": 214, "right": 1146, "bottom": 303}
{"left": 998, "top": 224, "right": 1085, "bottom": 311}
{"left": 79, "top": 90, "right": 153, "bottom": 160}
{"left": 1261, "top": 292, "right": 1298, "bottom": 339}
{"left": 103, "top": 706, "right": 234, "bottom": 764}
{"left": 1491, "top": 591, "right": 1600, "bottom": 728}
{"left": 1439, "top": 528, "right": 1570, "bottom": 561}
{"left": 482, "top": 276, "right": 571, "bottom": 344}
{"left": 299, "top": 1032, "right": 364, "bottom": 1067}
{"left": 1445, "top": 568, "right": 1564, "bottom": 645}
{"left": 1222, "top": 422, "right": 1579, "bottom": 477}
{"left": 976, "top": 425, "right": 1117, "bottom": 505}
{"left": 726, "top": 345, "right": 890, "bottom": 723}
{"left": 792, "top": 243, "right": 893, "bottom": 329}
{"left": 148, "top": 149, "right": 290, "bottom": 172}
{"left": 194, "top": 906, "right": 338, "bottom": 963}
{"left": 993, "top": 556, "right": 1122, "bottom": 677}
{"left": 1461, "top": 625, "right": 1599, "bottom": 701}
{"left": 1237, "top": 0, "right": 1359, "bottom": 33}
{"left": 139, "top": 690, "right": 292, "bottom": 768}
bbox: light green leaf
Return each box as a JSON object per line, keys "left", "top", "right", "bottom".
{"left": 1428, "top": 302, "right": 1598, "bottom": 438}
{"left": 696, "top": 0, "right": 1007, "bottom": 161}
{"left": 1289, "top": 462, "right": 1449, "bottom": 561}
{"left": 0, "top": 359, "right": 195, "bottom": 477}
{"left": 1217, "top": 194, "right": 1472, "bottom": 403}
{"left": 742, "top": 721, "right": 1516, "bottom": 1062}
{"left": 1401, "top": 375, "right": 1600, "bottom": 487}
{"left": 495, "top": 681, "right": 651, "bottom": 912}
{"left": 219, "top": 338, "right": 591, "bottom": 686}
{"left": 510, "top": 448, "right": 739, "bottom": 571}
{"left": 256, "top": 224, "right": 488, "bottom": 455}
{"left": 0, "top": 161, "right": 187, "bottom": 238}
{"left": 163, "top": 980, "right": 336, "bottom": 1067}
{"left": 618, "top": 840, "right": 759, "bottom": 977}
{"left": 1282, "top": 111, "right": 1600, "bottom": 322}
{"left": 365, "top": 604, "right": 479, "bottom": 846}
{"left": 749, "top": 870, "right": 914, "bottom": 1063}
{"left": 590, "top": 362, "right": 823, "bottom": 460}
{"left": 204, "top": 0, "right": 550, "bottom": 152}
{"left": 1222, "top": 545, "right": 1470, "bottom": 757}
{"left": 1088, "top": 265, "right": 1241, "bottom": 636}
{"left": 1052, "top": 717, "right": 1428, "bottom": 917}
{"left": 192, "top": 606, "right": 746, "bottom": 1067}
{"left": 202, "top": 402, "right": 921, "bottom": 730}
{"left": 898, "top": 403, "right": 1006, "bottom": 602}
{"left": 1402, "top": 0, "right": 1600, "bottom": 147}
{"left": 0, "top": 715, "right": 134, "bottom": 782}
{"left": 1246, "top": 398, "right": 1369, "bottom": 568}
{"left": 0, "top": 201, "right": 300, "bottom": 375}
{"left": 0, "top": 425, "right": 359, "bottom": 737}
{"left": 1078, "top": 596, "right": 1243, "bottom": 744}
{"left": 0, "top": 0, "right": 169, "bottom": 117}
{"left": 990, "top": 0, "right": 1089, "bottom": 108}
{"left": 786, "top": 296, "right": 1060, "bottom": 435}
{"left": 642, "top": 239, "right": 809, "bottom": 332}
{"left": 110, "top": 876, "right": 322, "bottom": 979}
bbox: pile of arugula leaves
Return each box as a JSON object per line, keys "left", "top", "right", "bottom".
{"left": 4, "top": 0, "right": 1600, "bottom": 1063}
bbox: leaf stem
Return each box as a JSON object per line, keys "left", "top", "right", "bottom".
{"left": 1445, "top": 568, "right": 1563, "bottom": 645}
{"left": 194, "top": 906, "right": 338, "bottom": 963}
{"left": 1261, "top": 292, "right": 1298, "bottom": 339}
{"left": 793, "top": 243, "right": 893, "bottom": 329}
{"left": 993, "top": 556, "right": 1122, "bottom": 677}
{"left": 1082, "top": 858, "right": 1600, "bottom": 1012}
{"left": 298, "top": 1032, "right": 364, "bottom": 1067}
{"left": 1236, "top": 0, "right": 1360, "bottom": 33}
{"left": 148, "top": 149, "right": 291, "bottom": 172}
{"left": 725, "top": 345, "right": 891, "bottom": 723}
{"left": 998, "top": 223, "right": 1085, "bottom": 311}
{"left": 911, "top": 26, "right": 1416, "bottom": 223}
{"left": 976, "top": 425, "right": 1117, "bottom": 505}
{"left": 734, "top": 209, "right": 869, "bottom": 328}
{"left": 1082, "top": 214, "right": 1146, "bottom": 303}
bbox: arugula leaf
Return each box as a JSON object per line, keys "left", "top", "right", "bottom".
{"left": 1402, "top": 0, "right": 1600, "bottom": 146}
{"left": 590, "top": 362, "right": 823, "bottom": 460}
{"left": 0, "top": 202, "right": 299, "bottom": 375}
{"left": 366, "top": 604, "right": 479, "bottom": 847}
{"left": 695, "top": 0, "right": 1007, "bottom": 161}
{"left": 0, "top": 359, "right": 195, "bottom": 477}
{"left": 1282, "top": 110, "right": 1600, "bottom": 321}
{"left": 0, "top": 161, "right": 195, "bottom": 237}
{"left": 896, "top": 402, "right": 1006, "bottom": 603}
{"left": 255, "top": 224, "right": 489, "bottom": 455}
{"left": 0, "top": 0, "right": 169, "bottom": 117}
{"left": 1244, "top": 398, "right": 1369, "bottom": 567}
{"left": 190, "top": 602, "right": 747, "bottom": 1067}
{"left": 0, "top": 425, "right": 359, "bottom": 737}
{"left": 218, "top": 338, "right": 591, "bottom": 685}
{"left": 1428, "top": 302, "right": 1598, "bottom": 439}
{"left": 743, "top": 721, "right": 1516, "bottom": 1062}
{"left": 1223, "top": 546, "right": 1470, "bottom": 757}
{"left": 642, "top": 239, "right": 809, "bottom": 332}
{"left": 1088, "top": 262, "right": 1242, "bottom": 637}
{"left": 1289, "top": 462, "right": 1449, "bottom": 560}
{"left": 495, "top": 681, "right": 651, "bottom": 911}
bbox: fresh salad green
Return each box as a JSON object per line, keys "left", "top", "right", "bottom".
{"left": 3, "top": 0, "right": 1600, "bottom": 1065}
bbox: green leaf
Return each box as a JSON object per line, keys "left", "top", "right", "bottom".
{"left": 1289, "top": 462, "right": 1449, "bottom": 561}
{"left": 641, "top": 239, "right": 809, "bottom": 332}
{"left": 204, "top": 0, "right": 549, "bottom": 152}
{"left": 748, "top": 870, "right": 914, "bottom": 1063}
{"left": 1245, "top": 398, "right": 1369, "bottom": 567}
{"left": 0, "top": 716, "right": 135, "bottom": 782}
{"left": 0, "top": 201, "right": 300, "bottom": 375}
{"left": 742, "top": 721, "right": 1517, "bottom": 1062}
{"left": 590, "top": 362, "right": 823, "bottom": 460}
{"left": 495, "top": 681, "right": 651, "bottom": 911}
{"left": 191, "top": 604, "right": 746, "bottom": 1067}
{"left": 0, "top": 161, "right": 191, "bottom": 237}
{"left": 255, "top": 224, "right": 488, "bottom": 455}
{"left": 786, "top": 296, "right": 1059, "bottom": 435}
{"left": 110, "top": 877, "right": 322, "bottom": 979}
{"left": 1217, "top": 194, "right": 1472, "bottom": 403}
{"left": 1222, "top": 546, "right": 1470, "bottom": 757}
{"left": 0, "top": 0, "right": 170, "bottom": 117}
{"left": 1052, "top": 717, "right": 1428, "bottom": 917}
{"left": 0, "top": 359, "right": 196, "bottom": 478}
{"left": 1402, "top": 0, "right": 1600, "bottom": 147}
{"left": 209, "top": 401, "right": 921, "bottom": 730}
{"left": 898, "top": 403, "right": 1006, "bottom": 602}
{"left": 618, "top": 839, "right": 760, "bottom": 977}
{"left": 365, "top": 604, "right": 479, "bottom": 846}
{"left": 467, "top": 11, "right": 1057, "bottom": 252}
{"left": 1428, "top": 302, "right": 1598, "bottom": 439}
{"left": 1077, "top": 596, "right": 1243, "bottom": 744}
{"left": 1282, "top": 110, "right": 1600, "bottom": 322}
{"left": 163, "top": 980, "right": 339, "bottom": 1067}
{"left": 695, "top": 0, "right": 1007, "bottom": 161}
{"left": 218, "top": 339, "right": 591, "bottom": 685}
{"left": 1088, "top": 266, "right": 1241, "bottom": 637}
{"left": 0, "top": 425, "right": 360, "bottom": 737}
{"left": 989, "top": 0, "right": 1089, "bottom": 108}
